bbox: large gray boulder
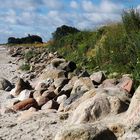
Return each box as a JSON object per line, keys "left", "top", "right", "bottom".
{"left": 70, "top": 94, "right": 111, "bottom": 124}
{"left": 39, "top": 68, "right": 66, "bottom": 81}
{"left": 70, "top": 88, "right": 129, "bottom": 124}
{"left": 54, "top": 78, "right": 69, "bottom": 88}
{"left": 58, "top": 88, "right": 96, "bottom": 112}
{"left": 125, "top": 86, "right": 140, "bottom": 126}
{"left": 71, "top": 77, "right": 95, "bottom": 94}
{"left": 55, "top": 123, "right": 117, "bottom": 140}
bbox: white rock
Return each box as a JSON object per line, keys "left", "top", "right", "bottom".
{"left": 57, "top": 95, "right": 67, "bottom": 104}
{"left": 17, "top": 89, "right": 32, "bottom": 101}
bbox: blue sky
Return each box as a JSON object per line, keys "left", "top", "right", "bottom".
{"left": 0, "top": 0, "right": 140, "bottom": 43}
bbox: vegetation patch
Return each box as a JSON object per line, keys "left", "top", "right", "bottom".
{"left": 47, "top": 9, "right": 140, "bottom": 88}
{"left": 19, "top": 63, "right": 30, "bottom": 71}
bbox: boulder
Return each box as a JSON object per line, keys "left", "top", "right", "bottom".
{"left": 62, "top": 91, "right": 85, "bottom": 110}
{"left": 17, "top": 89, "right": 33, "bottom": 101}
{"left": 99, "top": 79, "right": 117, "bottom": 88}
{"left": 126, "top": 86, "right": 140, "bottom": 126}
{"left": 41, "top": 100, "right": 59, "bottom": 110}
{"left": 121, "top": 125, "right": 140, "bottom": 140}
{"left": 0, "top": 78, "right": 12, "bottom": 90}
{"left": 68, "top": 76, "right": 79, "bottom": 86}
{"left": 35, "top": 96, "right": 49, "bottom": 107}
{"left": 90, "top": 71, "right": 106, "bottom": 84}
{"left": 33, "top": 90, "right": 43, "bottom": 100}
{"left": 47, "top": 84, "right": 56, "bottom": 91}
{"left": 98, "top": 87, "right": 130, "bottom": 104}
{"left": 35, "top": 78, "right": 54, "bottom": 90}
{"left": 42, "top": 90, "right": 56, "bottom": 100}
{"left": 107, "top": 96, "right": 128, "bottom": 114}
{"left": 51, "top": 58, "right": 66, "bottom": 68}
{"left": 53, "top": 84, "right": 72, "bottom": 102}
{"left": 58, "top": 61, "right": 76, "bottom": 72}
{"left": 71, "top": 77, "right": 95, "bottom": 94}
{"left": 54, "top": 86, "right": 63, "bottom": 95}
{"left": 10, "top": 78, "right": 32, "bottom": 97}
{"left": 108, "top": 123, "right": 125, "bottom": 138}
{"left": 59, "top": 88, "right": 96, "bottom": 112}
{"left": 55, "top": 123, "right": 117, "bottom": 140}
{"left": 39, "top": 68, "right": 66, "bottom": 81}
{"left": 35, "top": 82, "right": 49, "bottom": 91}
{"left": 48, "top": 52, "right": 54, "bottom": 58}
{"left": 117, "top": 76, "right": 133, "bottom": 94}
{"left": 12, "top": 98, "right": 38, "bottom": 111}
{"left": 70, "top": 91, "right": 128, "bottom": 124}
{"left": 54, "top": 78, "right": 69, "bottom": 88}
{"left": 70, "top": 94, "right": 111, "bottom": 124}
{"left": 57, "top": 95, "right": 67, "bottom": 104}
{"left": 61, "top": 84, "right": 73, "bottom": 93}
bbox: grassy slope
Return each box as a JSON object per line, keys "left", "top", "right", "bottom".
{"left": 46, "top": 10, "right": 140, "bottom": 88}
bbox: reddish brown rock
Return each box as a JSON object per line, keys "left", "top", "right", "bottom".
{"left": 12, "top": 98, "right": 38, "bottom": 111}
{"left": 117, "top": 76, "right": 133, "bottom": 93}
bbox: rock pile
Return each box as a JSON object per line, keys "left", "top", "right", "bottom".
{"left": 1, "top": 46, "right": 140, "bottom": 139}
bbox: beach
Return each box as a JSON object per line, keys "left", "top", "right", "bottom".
{"left": 0, "top": 46, "right": 62, "bottom": 140}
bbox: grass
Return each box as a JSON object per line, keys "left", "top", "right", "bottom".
{"left": 19, "top": 63, "right": 30, "bottom": 71}
{"left": 46, "top": 9, "right": 140, "bottom": 89}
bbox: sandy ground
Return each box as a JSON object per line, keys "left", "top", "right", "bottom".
{"left": 0, "top": 46, "right": 64, "bottom": 140}
{"left": 0, "top": 46, "right": 20, "bottom": 109}
{"left": 0, "top": 46, "right": 18, "bottom": 80}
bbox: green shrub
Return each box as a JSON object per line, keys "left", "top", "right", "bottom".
{"left": 24, "top": 50, "right": 37, "bottom": 61}
{"left": 19, "top": 63, "right": 30, "bottom": 71}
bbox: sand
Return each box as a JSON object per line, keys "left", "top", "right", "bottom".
{"left": 0, "top": 46, "right": 64, "bottom": 140}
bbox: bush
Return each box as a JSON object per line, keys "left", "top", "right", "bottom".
{"left": 7, "top": 34, "right": 43, "bottom": 44}
{"left": 122, "top": 9, "right": 140, "bottom": 34}
{"left": 52, "top": 25, "right": 80, "bottom": 41}
{"left": 24, "top": 50, "right": 37, "bottom": 61}
{"left": 19, "top": 63, "right": 30, "bottom": 71}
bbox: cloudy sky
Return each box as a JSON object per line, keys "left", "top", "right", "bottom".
{"left": 0, "top": 0, "right": 140, "bottom": 43}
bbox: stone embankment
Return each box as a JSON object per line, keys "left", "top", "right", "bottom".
{"left": 0, "top": 45, "right": 139, "bottom": 140}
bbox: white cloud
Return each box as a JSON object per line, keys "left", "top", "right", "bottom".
{"left": 82, "top": 0, "right": 97, "bottom": 12}
{"left": 0, "top": 0, "right": 39, "bottom": 11}
{"left": 70, "top": 0, "right": 79, "bottom": 9}
{"left": 43, "top": 0, "right": 63, "bottom": 10}
{"left": 100, "top": 0, "right": 123, "bottom": 13}
{"left": 0, "top": 9, "right": 17, "bottom": 24}
{"left": 137, "top": 5, "right": 140, "bottom": 10}
{"left": 83, "top": 12, "right": 121, "bottom": 25}
{"left": 82, "top": 0, "right": 123, "bottom": 13}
